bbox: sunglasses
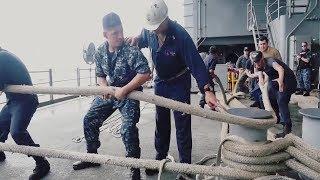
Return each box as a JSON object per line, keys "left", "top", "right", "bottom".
{"left": 302, "top": 45, "right": 307, "bottom": 47}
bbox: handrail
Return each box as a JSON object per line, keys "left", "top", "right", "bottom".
{"left": 78, "top": 68, "right": 94, "bottom": 71}
{"left": 0, "top": 67, "right": 97, "bottom": 106}
{"left": 268, "top": 5, "right": 287, "bottom": 17}
{"left": 268, "top": 0, "right": 278, "bottom": 8}
{"left": 29, "top": 70, "right": 50, "bottom": 73}
{"left": 33, "top": 82, "right": 50, "bottom": 86}
{"left": 247, "top": 0, "right": 262, "bottom": 50}
{"left": 52, "top": 78, "right": 78, "bottom": 83}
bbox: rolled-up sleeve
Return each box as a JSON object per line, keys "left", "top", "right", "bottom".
{"left": 179, "top": 35, "right": 212, "bottom": 93}
{"left": 94, "top": 51, "right": 106, "bottom": 78}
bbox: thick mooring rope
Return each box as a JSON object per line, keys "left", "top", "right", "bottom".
{"left": 4, "top": 85, "right": 276, "bottom": 129}
{"left": 0, "top": 142, "right": 265, "bottom": 179}
{"left": 213, "top": 134, "right": 320, "bottom": 179}
{"left": 3, "top": 83, "right": 319, "bottom": 179}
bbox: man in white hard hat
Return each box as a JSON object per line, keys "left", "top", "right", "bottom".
{"left": 126, "top": 0, "right": 219, "bottom": 177}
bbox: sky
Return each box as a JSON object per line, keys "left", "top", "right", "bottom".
{"left": 0, "top": 0, "right": 184, "bottom": 70}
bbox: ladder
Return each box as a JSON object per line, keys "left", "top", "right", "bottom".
{"left": 247, "top": 1, "right": 269, "bottom": 50}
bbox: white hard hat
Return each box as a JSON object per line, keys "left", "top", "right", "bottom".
{"left": 144, "top": 0, "right": 168, "bottom": 31}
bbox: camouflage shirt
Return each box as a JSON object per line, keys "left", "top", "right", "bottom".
{"left": 95, "top": 42, "right": 150, "bottom": 87}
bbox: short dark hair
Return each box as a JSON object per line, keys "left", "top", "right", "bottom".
{"left": 259, "top": 36, "right": 269, "bottom": 43}
{"left": 250, "top": 51, "right": 263, "bottom": 63}
{"left": 209, "top": 46, "right": 217, "bottom": 54}
{"left": 102, "top": 12, "right": 122, "bottom": 30}
{"left": 302, "top": 41, "right": 308, "bottom": 45}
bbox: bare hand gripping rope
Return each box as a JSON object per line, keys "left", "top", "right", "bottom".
{"left": 4, "top": 85, "right": 276, "bottom": 129}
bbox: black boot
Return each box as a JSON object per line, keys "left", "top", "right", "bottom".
{"left": 73, "top": 150, "right": 100, "bottom": 170}
{"left": 29, "top": 157, "right": 50, "bottom": 180}
{"left": 73, "top": 161, "right": 101, "bottom": 170}
{"left": 145, "top": 168, "right": 159, "bottom": 176}
{"left": 275, "top": 124, "right": 292, "bottom": 138}
{"left": 0, "top": 151, "right": 5, "bottom": 162}
{"left": 130, "top": 168, "right": 141, "bottom": 180}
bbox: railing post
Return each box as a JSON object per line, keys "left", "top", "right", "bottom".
{"left": 95, "top": 69, "right": 97, "bottom": 85}
{"left": 277, "top": 0, "right": 280, "bottom": 19}
{"left": 48, "top": 69, "right": 54, "bottom": 102}
{"left": 89, "top": 67, "right": 92, "bottom": 86}
{"left": 318, "top": 67, "right": 320, "bottom": 108}
{"left": 76, "top": 68, "right": 80, "bottom": 87}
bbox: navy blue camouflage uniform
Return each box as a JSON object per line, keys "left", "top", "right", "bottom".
{"left": 138, "top": 20, "right": 213, "bottom": 164}
{"left": 296, "top": 49, "right": 312, "bottom": 93}
{"left": 83, "top": 42, "right": 150, "bottom": 161}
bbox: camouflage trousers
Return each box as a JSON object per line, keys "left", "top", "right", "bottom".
{"left": 83, "top": 96, "right": 141, "bottom": 159}
{"left": 297, "top": 68, "right": 311, "bottom": 92}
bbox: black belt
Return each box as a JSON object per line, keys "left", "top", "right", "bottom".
{"left": 159, "top": 68, "right": 188, "bottom": 82}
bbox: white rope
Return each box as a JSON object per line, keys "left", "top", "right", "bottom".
{"left": 213, "top": 134, "right": 320, "bottom": 179}
{"left": 157, "top": 158, "right": 172, "bottom": 180}
{"left": 4, "top": 85, "right": 276, "bottom": 129}
{"left": 0, "top": 142, "right": 265, "bottom": 179}
{"left": 3, "top": 84, "right": 319, "bottom": 178}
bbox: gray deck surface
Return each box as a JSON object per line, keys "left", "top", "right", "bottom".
{"left": 0, "top": 90, "right": 221, "bottom": 180}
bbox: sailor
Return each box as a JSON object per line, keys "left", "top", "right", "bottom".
{"left": 0, "top": 47, "right": 50, "bottom": 180}
{"left": 72, "top": 13, "right": 151, "bottom": 180}
{"left": 295, "top": 41, "right": 313, "bottom": 96}
{"left": 199, "top": 45, "right": 218, "bottom": 108}
{"left": 251, "top": 51, "right": 297, "bottom": 138}
{"left": 126, "top": 0, "right": 219, "bottom": 177}
{"left": 258, "top": 36, "right": 282, "bottom": 60}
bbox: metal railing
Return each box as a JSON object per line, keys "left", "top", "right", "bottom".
{"left": 266, "top": 0, "right": 309, "bottom": 20}
{"left": 247, "top": 1, "right": 266, "bottom": 50}
{"left": 264, "top": 0, "right": 287, "bottom": 49}
{"left": 266, "top": 0, "right": 287, "bottom": 21}
{"left": 289, "top": 0, "right": 310, "bottom": 17}
{"left": 0, "top": 67, "right": 97, "bottom": 106}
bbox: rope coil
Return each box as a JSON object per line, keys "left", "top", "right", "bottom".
{"left": 212, "top": 134, "right": 320, "bottom": 179}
